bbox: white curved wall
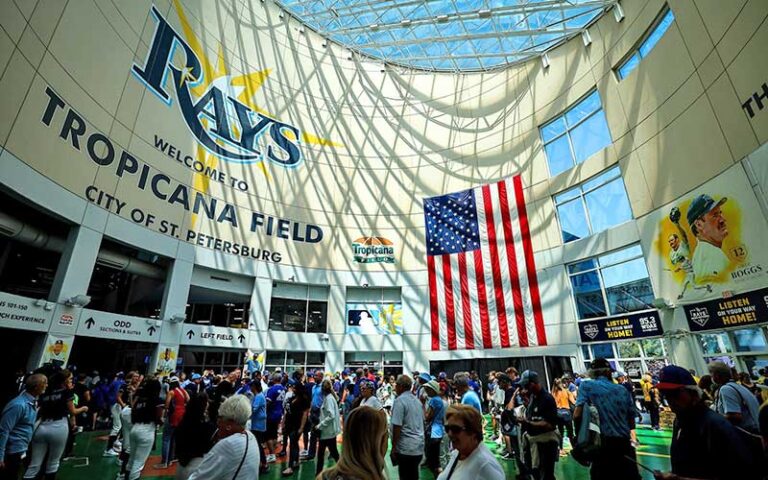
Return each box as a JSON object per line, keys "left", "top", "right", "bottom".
{"left": 1, "top": 0, "right": 767, "bottom": 371}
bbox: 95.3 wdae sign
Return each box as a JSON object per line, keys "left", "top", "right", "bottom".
{"left": 579, "top": 310, "right": 663, "bottom": 343}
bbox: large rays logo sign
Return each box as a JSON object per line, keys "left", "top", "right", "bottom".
{"left": 132, "top": 2, "right": 338, "bottom": 179}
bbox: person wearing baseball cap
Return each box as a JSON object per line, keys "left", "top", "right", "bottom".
{"left": 574, "top": 358, "right": 640, "bottom": 480}
{"left": 685, "top": 193, "right": 730, "bottom": 282}
{"left": 423, "top": 380, "right": 446, "bottom": 477}
{"left": 651, "top": 365, "right": 762, "bottom": 480}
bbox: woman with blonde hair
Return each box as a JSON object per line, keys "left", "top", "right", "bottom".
{"left": 317, "top": 406, "right": 388, "bottom": 480}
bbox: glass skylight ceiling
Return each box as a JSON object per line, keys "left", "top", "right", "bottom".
{"left": 276, "top": 0, "right": 616, "bottom": 71}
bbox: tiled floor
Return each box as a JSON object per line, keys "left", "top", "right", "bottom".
{"left": 57, "top": 425, "right": 671, "bottom": 479}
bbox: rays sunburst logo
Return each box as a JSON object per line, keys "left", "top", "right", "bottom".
{"left": 132, "top": 2, "right": 338, "bottom": 174}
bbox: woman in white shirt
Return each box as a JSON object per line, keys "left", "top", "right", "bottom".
{"left": 188, "top": 395, "right": 260, "bottom": 480}
{"left": 437, "top": 404, "right": 505, "bottom": 480}
{"left": 314, "top": 379, "right": 341, "bottom": 476}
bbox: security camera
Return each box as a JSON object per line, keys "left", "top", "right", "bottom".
{"left": 321, "top": 333, "right": 330, "bottom": 341}
{"left": 65, "top": 295, "right": 91, "bottom": 307}
{"left": 146, "top": 318, "right": 162, "bottom": 327}
{"left": 35, "top": 299, "right": 46, "bottom": 307}
{"left": 169, "top": 313, "right": 186, "bottom": 324}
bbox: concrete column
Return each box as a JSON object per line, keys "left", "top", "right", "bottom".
{"left": 149, "top": 258, "right": 193, "bottom": 372}
{"left": 48, "top": 226, "right": 102, "bottom": 303}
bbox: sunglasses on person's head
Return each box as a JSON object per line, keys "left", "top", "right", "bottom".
{"left": 445, "top": 424, "right": 467, "bottom": 434}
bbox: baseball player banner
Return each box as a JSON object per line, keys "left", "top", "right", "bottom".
{"left": 40, "top": 334, "right": 74, "bottom": 368}
{"left": 578, "top": 310, "right": 663, "bottom": 343}
{"left": 637, "top": 164, "right": 768, "bottom": 302}
{"left": 683, "top": 286, "right": 768, "bottom": 331}
{"left": 346, "top": 303, "right": 403, "bottom": 335}
{"left": 155, "top": 344, "right": 179, "bottom": 377}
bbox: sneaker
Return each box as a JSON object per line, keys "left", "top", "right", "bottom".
{"left": 266, "top": 454, "right": 276, "bottom": 463}
{"left": 281, "top": 467, "right": 294, "bottom": 476}
{"left": 103, "top": 450, "right": 119, "bottom": 457}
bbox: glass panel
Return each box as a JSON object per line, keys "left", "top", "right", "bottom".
{"left": 266, "top": 351, "right": 286, "bottom": 366}
{"left": 570, "top": 111, "right": 612, "bottom": 164}
{"left": 618, "top": 52, "right": 640, "bottom": 79}
{"left": 590, "top": 343, "right": 614, "bottom": 359}
{"left": 604, "top": 269, "right": 654, "bottom": 315}
{"left": 699, "top": 333, "right": 733, "bottom": 355}
{"left": 286, "top": 352, "right": 306, "bottom": 368}
{"left": 584, "top": 178, "right": 633, "bottom": 233}
{"left": 581, "top": 345, "right": 591, "bottom": 360}
{"left": 639, "top": 9, "right": 675, "bottom": 58}
{"left": 544, "top": 135, "right": 575, "bottom": 177}
{"left": 646, "top": 359, "right": 667, "bottom": 377}
{"left": 570, "top": 271, "right": 607, "bottom": 319}
{"left": 617, "top": 341, "right": 641, "bottom": 358}
{"left": 557, "top": 199, "right": 590, "bottom": 243}
{"left": 268, "top": 297, "right": 307, "bottom": 332}
{"left": 191, "top": 304, "right": 212, "bottom": 323}
{"left": 565, "top": 91, "right": 601, "bottom": 126}
{"left": 568, "top": 259, "right": 598, "bottom": 275}
{"left": 541, "top": 117, "right": 567, "bottom": 142}
{"left": 306, "top": 352, "right": 326, "bottom": 366}
{"left": 732, "top": 328, "right": 767, "bottom": 353}
{"left": 306, "top": 301, "right": 328, "bottom": 333}
{"left": 598, "top": 245, "right": 643, "bottom": 267}
{"left": 554, "top": 187, "right": 581, "bottom": 204}
{"left": 582, "top": 166, "right": 621, "bottom": 192}
{"left": 641, "top": 339, "right": 664, "bottom": 357}
{"left": 620, "top": 360, "right": 642, "bottom": 378}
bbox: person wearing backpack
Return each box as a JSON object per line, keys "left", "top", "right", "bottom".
{"left": 708, "top": 361, "right": 761, "bottom": 433}
{"left": 573, "top": 358, "right": 640, "bottom": 480}
{"left": 652, "top": 365, "right": 763, "bottom": 480}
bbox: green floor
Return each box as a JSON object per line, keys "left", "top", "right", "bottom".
{"left": 58, "top": 425, "right": 671, "bottom": 479}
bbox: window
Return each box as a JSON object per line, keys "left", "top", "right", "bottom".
{"left": 585, "top": 339, "right": 667, "bottom": 378}
{"left": 185, "top": 302, "right": 250, "bottom": 328}
{"left": 617, "top": 6, "right": 675, "bottom": 80}
{"left": 178, "top": 347, "right": 246, "bottom": 374}
{"left": 540, "top": 90, "right": 612, "bottom": 177}
{"left": 265, "top": 351, "right": 326, "bottom": 374}
{"left": 268, "top": 283, "right": 328, "bottom": 333}
{"left": 732, "top": 328, "right": 768, "bottom": 353}
{"left": 554, "top": 167, "right": 633, "bottom": 242}
{"left": 344, "top": 352, "right": 403, "bottom": 378}
{"left": 699, "top": 333, "right": 733, "bottom": 355}
{"left": 568, "top": 244, "right": 654, "bottom": 319}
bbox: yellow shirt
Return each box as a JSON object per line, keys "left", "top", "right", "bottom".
{"left": 553, "top": 389, "right": 574, "bottom": 409}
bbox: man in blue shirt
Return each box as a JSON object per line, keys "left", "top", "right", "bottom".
{"left": 0, "top": 374, "right": 47, "bottom": 480}
{"left": 453, "top": 372, "right": 482, "bottom": 413}
{"left": 304, "top": 370, "right": 324, "bottom": 460}
{"left": 574, "top": 358, "right": 640, "bottom": 480}
{"left": 264, "top": 374, "right": 285, "bottom": 463}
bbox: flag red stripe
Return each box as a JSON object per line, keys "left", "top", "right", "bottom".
{"left": 442, "top": 255, "right": 457, "bottom": 350}
{"left": 513, "top": 176, "right": 547, "bottom": 345}
{"left": 497, "top": 179, "right": 528, "bottom": 347}
{"left": 458, "top": 252, "right": 474, "bottom": 350}
{"left": 427, "top": 255, "right": 440, "bottom": 351}
{"left": 481, "top": 184, "right": 511, "bottom": 348}
{"left": 473, "top": 249, "right": 492, "bottom": 349}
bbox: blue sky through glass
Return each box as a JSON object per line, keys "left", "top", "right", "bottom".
{"left": 277, "top": 0, "right": 615, "bottom": 71}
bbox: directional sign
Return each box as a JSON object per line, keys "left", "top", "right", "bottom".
{"left": 76, "top": 309, "right": 160, "bottom": 343}
{"left": 0, "top": 292, "right": 54, "bottom": 332}
{"left": 180, "top": 324, "right": 250, "bottom": 348}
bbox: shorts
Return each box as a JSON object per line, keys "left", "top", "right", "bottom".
{"left": 265, "top": 419, "right": 279, "bottom": 440}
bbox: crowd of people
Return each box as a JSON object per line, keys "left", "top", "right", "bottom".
{"left": 0, "top": 359, "right": 766, "bottom": 480}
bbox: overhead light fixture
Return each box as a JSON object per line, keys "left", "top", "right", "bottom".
{"left": 370, "top": 23, "right": 379, "bottom": 30}
{"left": 278, "top": 11, "right": 284, "bottom": 19}
{"left": 613, "top": 2, "right": 625, "bottom": 22}
{"left": 288, "top": 275, "right": 296, "bottom": 282}
{"left": 362, "top": 283, "right": 369, "bottom": 288}
{"left": 321, "top": 42, "right": 327, "bottom": 48}
{"left": 478, "top": 9, "right": 491, "bottom": 18}
{"left": 541, "top": 53, "right": 550, "bottom": 69}
{"left": 436, "top": 14, "right": 449, "bottom": 23}
{"left": 400, "top": 19, "right": 411, "bottom": 27}
{"left": 582, "top": 30, "right": 592, "bottom": 46}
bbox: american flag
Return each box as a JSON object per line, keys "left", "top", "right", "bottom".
{"left": 424, "top": 175, "right": 547, "bottom": 350}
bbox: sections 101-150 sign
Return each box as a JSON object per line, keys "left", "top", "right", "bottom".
{"left": 579, "top": 310, "right": 663, "bottom": 343}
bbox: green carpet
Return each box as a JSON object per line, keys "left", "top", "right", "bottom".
{"left": 57, "top": 425, "right": 670, "bottom": 479}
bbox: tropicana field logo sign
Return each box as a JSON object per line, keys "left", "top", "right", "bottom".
{"left": 353, "top": 237, "right": 395, "bottom": 264}
{"left": 132, "top": 6, "right": 303, "bottom": 167}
